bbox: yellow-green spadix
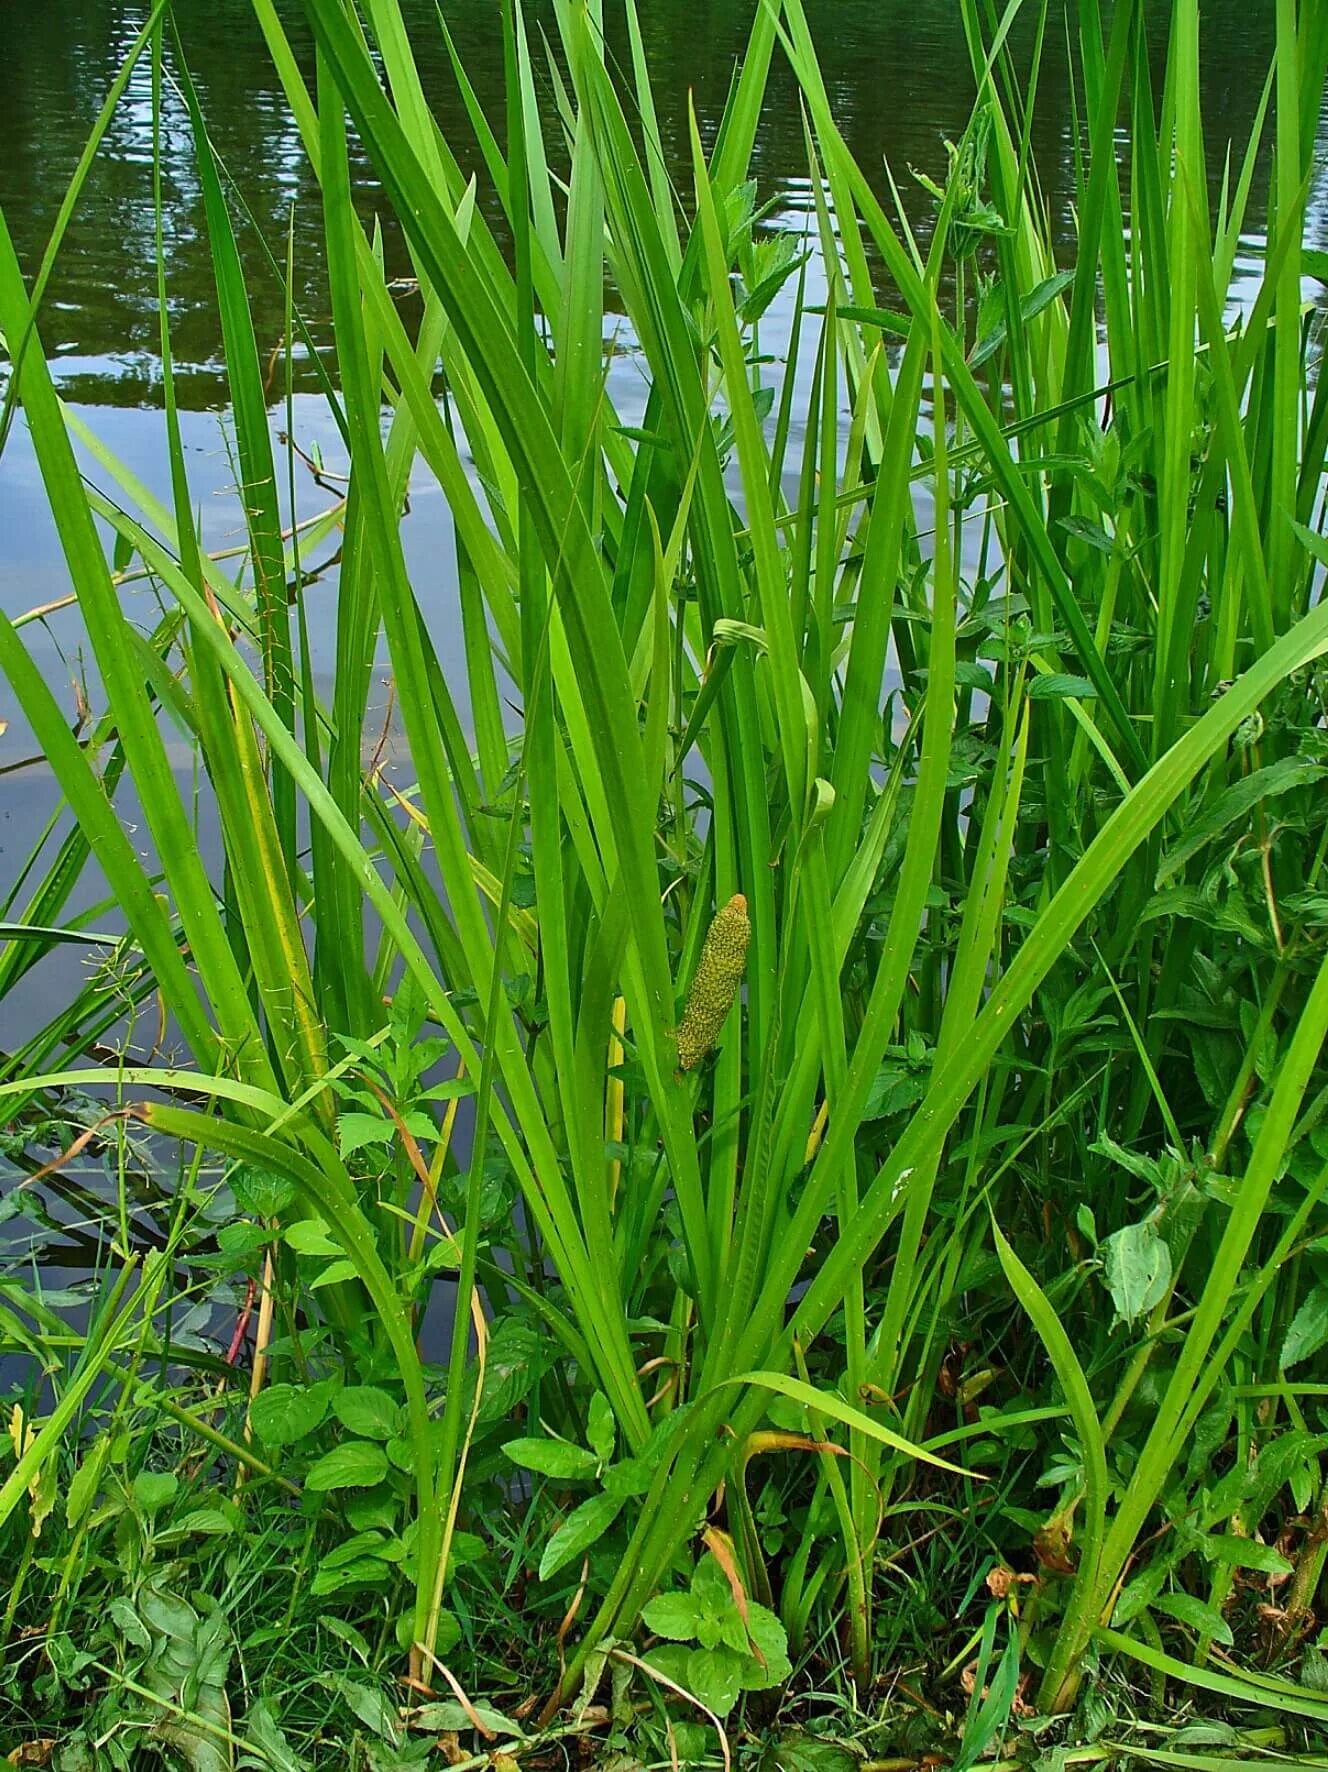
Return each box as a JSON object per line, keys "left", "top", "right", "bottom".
{"left": 676, "top": 893, "right": 750, "bottom": 1071}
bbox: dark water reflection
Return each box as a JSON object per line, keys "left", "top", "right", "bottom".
{"left": 0, "top": 0, "right": 1323, "bottom": 407}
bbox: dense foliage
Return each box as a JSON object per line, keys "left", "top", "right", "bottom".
{"left": 3, "top": 0, "right": 1328, "bottom": 1765}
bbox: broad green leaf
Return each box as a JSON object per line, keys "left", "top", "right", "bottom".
{"left": 320, "top": 1532, "right": 392, "bottom": 1572}
{"left": 1026, "top": 674, "right": 1098, "bottom": 700}
{"left": 132, "top": 1471, "right": 179, "bottom": 1515}
{"left": 248, "top": 1382, "right": 333, "bottom": 1449}
{"left": 156, "top": 1508, "right": 238, "bottom": 1542}
{"left": 587, "top": 1392, "right": 616, "bottom": 1466}
{"left": 321, "top": 1674, "right": 400, "bottom": 1744}
{"left": 603, "top": 1457, "right": 655, "bottom": 1498}
{"left": 311, "top": 1558, "right": 392, "bottom": 1597}
{"left": 283, "top": 1220, "right": 342, "bottom": 1259}
{"left": 211, "top": 1223, "right": 274, "bottom": 1269}
{"left": 241, "top": 1698, "right": 307, "bottom": 1772}
{"left": 1201, "top": 1534, "right": 1293, "bottom": 1576}
{"left": 641, "top": 1590, "right": 702, "bottom": 1641}
{"left": 305, "top": 1442, "right": 391, "bottom": 1493}
{"left": 66, "top": 1433, "right": 110, "bottom": 1528}
{"left": 1281, "top": 1286, "right": 1328, "bottom": 1371}
{"left": 338, "top": 1112, "right": 394, "bottom": 1156}
{"left": 538, "top": 1492, "right": 624, "bottom": 1581}
{"left": 765, "top": 1732, "right": 860, "bottom": 1772}
{"left": 309, "top": 1259, "right": 360, "bottom": 1291}
{"left": 409, "top": 1701, "right": 524, "bottom": 1738}
{"left": 138, "top": 1586, "right": 199, "bottom": 1642}
{"left": 109, "top": 1597, "right": 151, "bottom": 1652}
{"left": 503, "top": 1438, "right": 599, "bottom": 1481}
{"left": 228, "top": 1165, "right": 297, "bottom": 1220}
{"left": 970, "top": 269, "right": 1074, "bottom": 366}
{"left": 332, "top": 1387, "right": 406, "bottom": 1442}
{"left": 684, "top": 1644, "right": 744, "bottom": 1717}
{"left": 739, "top": 1604, "right": 792, "bottom": 1688}
{"left": 1100, "top": 1221, "right": 1172, "bottom": 1327}
{"left": 386, "top": 1438, "right": 416, "bottom": 1475}
{"left": 1156, "top": 758, "right": 1328, "bottom": 887}
{"left": 1153, "top": 1591, "right": 1234, "bottom": 1646}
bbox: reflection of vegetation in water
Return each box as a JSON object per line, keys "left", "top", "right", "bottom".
{"left": 0, "top": 0, "right": 1314, "bottom": 405}
{"left": 3, "top": 0, "right": 1328, "bottom": 1765}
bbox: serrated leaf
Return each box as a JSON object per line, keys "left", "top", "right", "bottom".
{"left": 332, "top": 1387, "right": 404, "bottom": 1441}
{"left": 338, "top": 1112, "right": 393, "bottom": 1156}
{"left": 641, "top": 1590, "right": 702, "bottom": 1641}
{"left": 400, "top": 1108, "right": 437, "bottom": 1142}
{"left": 209, "top": 1222, "right": 274, "bottom": 1268}
{"left": 1156, "top": 758, "right": 1328, "bottom": 888}
{"left": 538, "top": 1492, "right": 623, "bottom": 1580}
{"left": 1027, "top": 673, "right": 1098, "bottom": 700}
{"left": 248, "top": 1382, "right": 332, "bottom": 1448}
{"left": 305, "top": 1442, "right": 390, "bottom": 1492}
{"left": 739, "top": 1603, "right": 791, "bottom": 1688}
{"left": 639, "top": 1642, "right": 693, "bottom": 1699}
{"left": 969, "top": 270, "right": 1074, "bottom": 367}
{"left": 603, "top": 1457, "right": 653, "bottom": 1498}
{"left": 684, "top": 1644, "right": 744, "bottom": 1717}
{"left": 1100, "top": 1220, "right": 1171, "bottom": 1326}
{"left": 474, "top": 1319, "right": 544, "bottom": 1424}
{"left": 229, "top": 1165, "right": 296, "bottom": 1219}
{"left": 1282, "top": 1286, "right": 1328, "bottom": 1370}
{"left": 386, "top": 1436, "right": 415, "bottom": 1474}
{"left": 863, "top": 1062, "right": 928, "bottom": 1122}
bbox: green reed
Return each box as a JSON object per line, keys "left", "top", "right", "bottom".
{"left": 2, "top": 0, "right": 1328, "bottom": 1746}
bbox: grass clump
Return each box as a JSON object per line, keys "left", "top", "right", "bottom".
{"left": 3, "top": 0, "right": 1328, "bottom": 1765}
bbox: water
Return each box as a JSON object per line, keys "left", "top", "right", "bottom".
{"left": 0, "top": 0, "right": 1325, "bottom": 1285}
{"left": 1, "top": 0, "right": 1320, "bottom": 406}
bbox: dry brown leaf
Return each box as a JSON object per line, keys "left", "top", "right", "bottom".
{"left": 7, "top": 1744, "right": 55, "bottom": 1769}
